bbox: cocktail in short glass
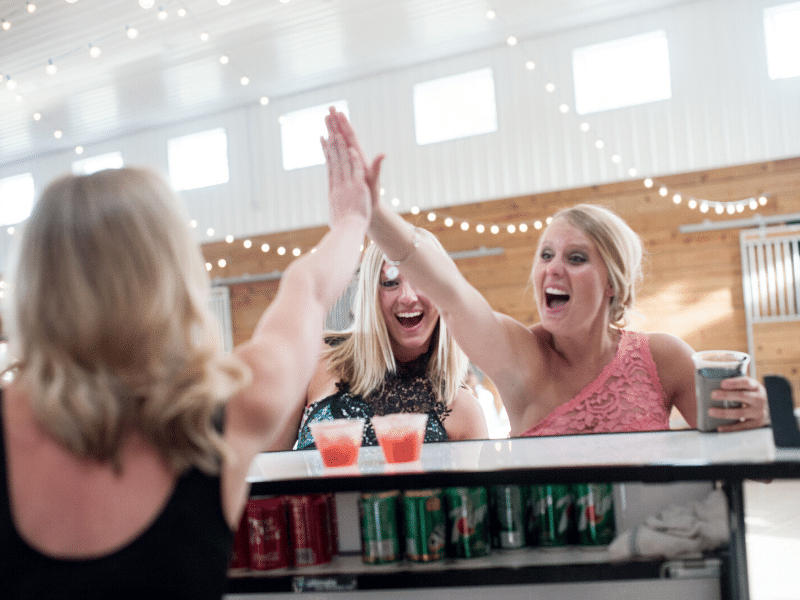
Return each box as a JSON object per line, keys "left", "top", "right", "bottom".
{"left": 309, "top": 418, "right": 366, "bottom": 467}
{"left": 371, "top": 414, "right": 428, "bottom": 463}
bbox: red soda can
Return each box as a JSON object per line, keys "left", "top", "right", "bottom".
{"left": 247, "top": 496, "right": 290, "bottom": 571}
{"left": 324, "top": 493, "right": 339, "bottom": 556}
{"left": 287, "top": 493, "right": 334, "bottom": 567}
{"left": 229, "top": 509, "right": 249, "bottom": 569}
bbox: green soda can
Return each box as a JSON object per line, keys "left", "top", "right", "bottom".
{"left": 489, "top": 485, "right": 526, "bottom": 549}
{"left": 531, "top": 484, "right": 574, "bottom": 547}
{"left": 572, "top": 483, "right": 616, "bottom": 545}
{"left": 359, "top": 490, "right": 401, "bottom": 564}
{"left": 443, "top": 486, "right": 491, "bottom": 558}
{"left": 403, "top": 489, "right": 446, "bottom": 562}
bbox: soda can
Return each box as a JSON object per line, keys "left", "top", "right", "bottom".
{"left": 402, "top": 489, "right": 446, "bottom": 562}
{"left": 489, "top": 485, "right": 526, "bottom": 549}
{"left": 530, "top": 484, "right": 574, "bottom": 547}
{"left": 287, "top": 493, "right": 333, "bottom": 567}
{"left": 443, "top": 486, "right": 491, "bottom": 558}
{"left": 572, "top": 483, "right": 616, "bottom": 546}
{"left": 229, "top": 509, "right": 249, "bottom": 569}
{"left": 360, "top": 490, "right": 401, "bottom": 564}
{"left": 247, "top": 496, "right": 290, "bottom": 570}
{"left": 324, "top": 493, "right": 340, "bottom": 556}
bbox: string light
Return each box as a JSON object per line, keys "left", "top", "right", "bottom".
{"left": 45, "top": 59, "right": 57, "bottom": 75}
{"left": 126, "top": 26, "right": 139, "bottom": 39}
{"left": 157, "top": 7, "right": 167, "bottom": 21}
{"left": 88, "top": 44, "right": 101, "bottom": 58}
{"left": 1, "top": 20, "right": 10, "bottom": 31}
{"left": 139, "top": 0, "right": 155, "bottom": 8}
{"left": 27, "top": 3, "right": 36, "bottom": 13}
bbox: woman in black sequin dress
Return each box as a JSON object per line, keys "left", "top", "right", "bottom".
{"left": 268, "top": 230, "right": 489, "bottom": 451}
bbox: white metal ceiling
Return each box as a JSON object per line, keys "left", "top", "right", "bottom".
{"left": 0, "top": 0, "right": 693, "bottom": 168}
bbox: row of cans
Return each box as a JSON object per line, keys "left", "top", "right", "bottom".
{"left": 359, "top": 483, "right": 615, "bottom": 564}
{"left": 230, "top": 493, "right": 338, "bottom": 571}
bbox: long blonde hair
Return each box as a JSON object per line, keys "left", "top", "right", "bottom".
{"left": 325, "top": 229, "right": 468, "bottom": 407}
{"left": 4, "top": 168, "right": 249, "bottom": 474}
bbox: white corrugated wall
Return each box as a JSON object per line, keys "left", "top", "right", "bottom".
{"left": 0, "top": 0, "right": 798, "bottom": 273}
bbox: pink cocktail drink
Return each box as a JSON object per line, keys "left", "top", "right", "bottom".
{"left": 371, "top": 414, "right": 427, "bottom": 464}
{"left": 309, "top": 418, "right": 365, "bottom": 468}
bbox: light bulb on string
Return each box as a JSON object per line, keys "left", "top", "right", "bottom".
{"left": 157, "top": 7, "right": 167, "bottom": 20}
{"left": 178, "top": 8, "right": 187, "bottom": 16}
{"left": 66, "top": 0, "right": 78, "bottom": 3}
{"left": 33, "top": 112, "right": 41, "bottom": 121}
{"left": 27, "top": 3, "right": 36, "bottom": 13}
{"left": 89, "top": 44, "right": 101, "bottom": 58}
{"left": 1, "top": 20, "right": 10, "bottom": 31}
{"left": 45, "top": 59, "right": 57, "bottom": 75}
{"left": 218, "top": 0, "right": 231, "bottom": 5}
{"left": 476, "top": 224, "right": 485, "bottom": 233}
{"left": 427, "top": 212, "right": 436, "bottom": 222}
{"left": 200, "top": 31, "right": 210, "bottom": 41}
{"left": 54, "top": 130, "right": 62, "bottom": 139}
{"left": 490, "top": 225, "right": 500, "bottom": 234}
{"left": 759, "top": 196, "right": 767, "bottom": 206}
{"left": 715, "top": 204, "right": 724, "bottom": 215}
{"left": 672, "top": 193, "right": 682, "bottom": 204}
{"left": 460, "top": 222, "right": 469, "bottom": 231}
{"left": 139, "top": 0, "right": 155, "bottom": 8}
{"left": 526, "top": 60, "right": 535, "bottom": 70}
{"left": 127, "top": 26, "right": 138, "bottom": 39}
{"left": 658, "top": 186, "right": 668, "bottom": 197}
{"left": 5, "top": 75, "right": 16, "bottom": 90}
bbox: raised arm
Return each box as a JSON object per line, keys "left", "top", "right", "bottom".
{"left": 327, "top": 109, "right": 536, "bottom": 409}
{"left": 221, "top": 122, "right": 370, "bottom": 526}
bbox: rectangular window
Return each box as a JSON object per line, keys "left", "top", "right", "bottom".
{"left": 0, "top": 173, "right": 35, "bottom": 226}
{"left": 764, "top": 2, "right": 800, "bottom": 80}
{"left": 413, "top": 68, "right": 498, "bottom": 146}
{"left": 168, "top": 128, "right": 230, "bottom": 191}
{"left": 573, "top": 31, "right": 672, "bottom": 115}
{"left": 72, "top": 151, "right": 124, "bottom": 175}
{"left": 280, "top": 100, "right": 349, "bottom": 171}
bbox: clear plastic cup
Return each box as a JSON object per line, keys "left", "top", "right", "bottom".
{"left": 308, "top": 418, "right": 365, "bottom": 468}
{"left": 691, "top": 350, "right": 750, "bottom": 432}
{"left": 371, "top": 413, "right": 428, "bottom": 463}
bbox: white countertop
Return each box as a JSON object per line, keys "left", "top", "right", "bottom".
{"left": 247, "top": 428, "right": 800, "bottom": 487}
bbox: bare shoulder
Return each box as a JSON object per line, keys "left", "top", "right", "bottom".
{"left": 306, "top": 343, "right": 340, "bottom": 407}
{"left": 445, "top": 387, "right": 490, "bottom": 440}
{"left": 647, "top": 331, "right": 696, "bottom": 363}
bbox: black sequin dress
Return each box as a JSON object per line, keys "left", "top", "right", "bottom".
{"left": 294, "top": 347, "right": 451, "bottom": 450}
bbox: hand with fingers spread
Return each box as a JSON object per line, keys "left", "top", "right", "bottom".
{"left": 321, "top": 109, "right": 372, "bottom": 227}
{"left": 710, "top": 376, "right": 769, "bottom": 432}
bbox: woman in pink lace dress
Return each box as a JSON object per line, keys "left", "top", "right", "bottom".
{"left": 325, "top": 109, "right": 769, "bottom": 437}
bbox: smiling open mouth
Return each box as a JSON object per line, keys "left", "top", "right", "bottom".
{"left": 545, "top": 287, "right": 570, "bottom": 309}
{"left": 396, "top": 311, "right": 424, "bottom": 328}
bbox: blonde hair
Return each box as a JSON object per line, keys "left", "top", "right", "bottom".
{"left": 546, "top": 204, "right": 643, "bottom": 328}
{"left": 325, "top": 229, "right": 468, "bottom": 407}
{"left": 4, "top": 168, "right": 249, "bottom": 474}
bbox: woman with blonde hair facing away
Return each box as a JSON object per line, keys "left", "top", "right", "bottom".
{"left": 325, "top": 109, "right": 769, "bottom": 437}
{"left": 1, "top": 121, "right": 370, "bottom": 598}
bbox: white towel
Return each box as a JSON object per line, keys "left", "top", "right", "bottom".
{"left": 608, "top": 489, "right": 730, "bottom": 561}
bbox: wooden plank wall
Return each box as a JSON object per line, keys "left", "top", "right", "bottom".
{"left": 202, "top": 156, "right": 800, "bottom": 406}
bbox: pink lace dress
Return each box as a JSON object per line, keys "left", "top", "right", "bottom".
{"left": 522, "top": 330, "right": 670, "bottom": 436}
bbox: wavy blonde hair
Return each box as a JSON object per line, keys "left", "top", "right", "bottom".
{"left": 4, "top": 168, "right": 249, "bottom": 474}
{"left": 325, "top": 229, "right": 468, "bottom": 407}
{"left": 546, "top": 203, "right": 644, "bottom": 328}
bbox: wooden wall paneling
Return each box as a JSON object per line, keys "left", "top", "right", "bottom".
{"left": 203, "top": 157, "right": 800, "bottom": 406}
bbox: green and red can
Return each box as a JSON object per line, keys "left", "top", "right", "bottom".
{"left": 529, "top": 484, "right": 574, "bottom": 547}
{"left": 572, "top": 483, "right": 616, "bottom": 545}
{"left": 359, "top": 490, "right": 401, "bottom": 564}
{"left": 443, "top": 486, "right": 491, "bottom": 558}
{"left": 489, "top": 484, "right": 526, "bottom": 549}
{"left": 403, "top": 489, "right": 446, "bottom": 562}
